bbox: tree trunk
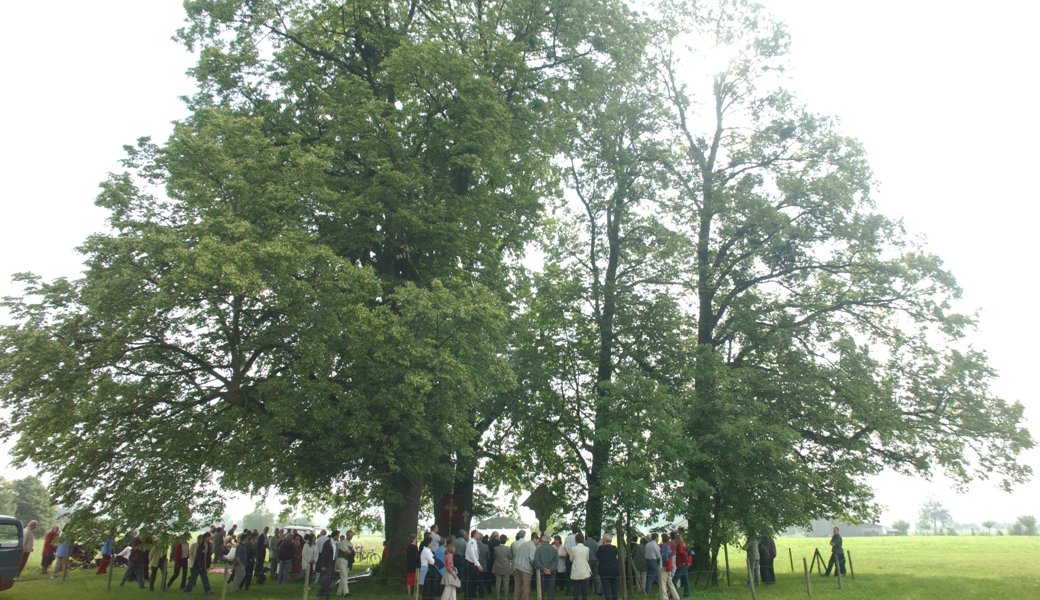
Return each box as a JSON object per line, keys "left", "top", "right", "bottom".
{"left": 379, "top": 472, "right": 423, "bottom": 586}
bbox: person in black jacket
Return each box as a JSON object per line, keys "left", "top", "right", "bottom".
{"left": 184, "top": 533, "right": 213, "bottom": 595}
{"left": 595, "top": 536, "right": 620, "bottom": 600}
{"left": 317, "top": 534, "right": 336, "bottom": 599}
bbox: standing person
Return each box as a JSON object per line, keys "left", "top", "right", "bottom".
{"left": 167, "top": 534, "right": 191, "bottom": 590}
{"left": 52, "top": 538, "right": 71, "bottom": 579}
{"left": 40, "top": 525, "right": 59, "bottom": 575}
{"left": 232, "top": 533, "right": 250, "bottom": 591}
{"left": 631, "top": 536, "right": 647, "bottom": 594}
{"left": 657, "top": 536, "right": 679, "bottom": 600}
{"left": 671, "top": 533, "right": 692, "bottom": 598}
{"left": 255, "top": 527, "right": 269, "bottom": 584}
{"left": 421, "top": 535, "right": 440, "bottom": 600}
{"left": 822, "top": 527, "right": 845, "bottom": 577}
{"left": 16, "top": 520, "right": 37, "bottom": 578}
{"left": 317, "top": 532, "right": 336, "bottom": 600}
{"left": 212, "top": 526, "right": 225, "bottom": 565}
{"left": 147, "top": 535, "right": 168, "bottom": 590}
{"left": 337, "top": 529, "right": 356, "bottom": 596}
{"left": 278, "top": 532, "right": 297, "bottom": 584}
{"left": 184, "top": 533, "right": 214, "bottom": 595}
{"left": 553, "top": 536, "right": 567, "bottom": 595}
{"left": 441, "top": 543, "right": 462, "bottom": 600}
{"left": 759, "top": 535, "right": 776, "bottom": 585}
{"left": 567, "top": 533, "right": 591, "bottom": 600}
{"left": 743, "top": 534, "right": 760, "bottom": 586}
{"left": 407, "top": 534, "right": 421, "bottom": 598}
{"left": 583, "top": 532, "right": 601, "bottom": 595}
{"left": 595, "top": 535, "right": 620, "bottom": 600}
{"left": 96, "top": 534, "right": 114, "bottom": 575}
{"left": 643, "top": 533, "right": 661, "bottom": 595}
{"left": 479, "top": 530, "right": 492, "bottom": 597}
{"left": 119, "top": 534, "right": 147, "bottom": 588}
{"left": 438, "top": 537, "right": 450, "bottom": 596}
{"left": 269, "top": 528, "right": 281, "bottom": 582}
{"left": 302, "top": 534, "right": 319, "bottom": 586}
{"left": 430, "top": 525, "right": 442, "bottom": 550}
{"left": 466, "top": 530, "right": 485, "bottom": 600}
{"left": 535, "top": 535, "right": 558, "bottom": 600}
{"left": 492, "top": 533, "right": 512, "bottom": 600}
{"left": 511, "top": 531, "right": 535, "bottom": 600}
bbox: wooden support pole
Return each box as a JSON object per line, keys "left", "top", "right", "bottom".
{"left": 789, "top": 547, "right": 794, "bottom": 573}
{"left": 802, "top": 558, "right": 812, "bottom": 599}
{"left": 846, "top": 550, "right": 854, "bottom": 580}
{"left": 835, "top": 556, "right": 843, "bottom": 590}
{"left": 220, "top": 563, "right": 229, "bottom": 600}
{"left": 414, "top": 569, "right": 420, "bottom": 600}
{"left": 159, "top": 560, "right": 168, "bottom": 599}
{"left": 537, "top": 570, "right": 543, "bottom": 600}
{"left": 303, "top": 565, "right": 311, "bottom": 600}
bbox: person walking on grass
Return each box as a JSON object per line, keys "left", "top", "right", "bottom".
{"left": 317, "top": 533, "right": 336, "bottom": 599}
{"left": 167, "top": 534, "right": 191, "bottom": 590}
{"left": 184, "top": 532, "right": 213, "bottom": 595}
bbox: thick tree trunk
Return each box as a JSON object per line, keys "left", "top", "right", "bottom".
{"left": 379, "top": 472, "right": 423, "bottom": 587}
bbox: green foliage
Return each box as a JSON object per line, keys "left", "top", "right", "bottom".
{"left": 0, "top": 477, "right": 16, "bottom": 516}
{"left": 9, "top": 476, "right": 54, "bottom": 529}
{"left": 1009, "top": 515, "right": 1036, "bottom": 536}
{"left": 240, "top": 502, "right": 275, "bottom": 532}
{"left": 918, "top": 499, "right": 953, "bottom": 534}
{"left": 891, "top": 520, "right": 910, "bottom": 535}
{"left": 0, "top": 0, "right": 1033, "bottom": 588}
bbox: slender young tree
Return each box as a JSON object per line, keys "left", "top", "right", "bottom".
{"left": 652, "top": 0, "right": 1032, "bottom": 576}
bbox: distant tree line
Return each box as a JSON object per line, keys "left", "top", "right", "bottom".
{"left": 0, "top": 475, "right": 54, "bottom": 533}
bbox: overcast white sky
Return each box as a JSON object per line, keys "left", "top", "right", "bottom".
{"left": 1, "top": 0, "right": 1037, "bottom": 529}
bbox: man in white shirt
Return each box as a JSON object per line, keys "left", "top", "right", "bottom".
{"left": 336, "top": 530, "right": 355, "bottom": 596}
{"left": 465, "top": 530, "right": 484, "bottom": 600}
{"left": 17, "top": 520, "right": 37, "bottom": 577}
{"left": 430, "top": 524, "right": 441, "bottom": 549}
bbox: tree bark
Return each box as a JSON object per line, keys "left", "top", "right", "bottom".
{"left": 379, "top": 472, "right": 423, "bottom": 586}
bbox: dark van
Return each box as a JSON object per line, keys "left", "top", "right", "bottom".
{"left": 0, "top": 516, "right": 22, "bottom": 591}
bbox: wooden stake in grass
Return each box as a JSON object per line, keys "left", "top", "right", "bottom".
{"left": 107, "top": 556, "right": 115, "bottom": 592}
{"left": 846, "top": 550, "right": 854, "bottom": 580}
{"left": 414, "top": 568, "right": 421, "bottom": 600}
{"left": 303, "top": 566, "right": 311, "bottom": 600}
{"left": 537, "top": 570, "right": 543, "bottom": 600}
{"left": 789, "top": 547, "right": 794, "bottom": 573}
{"left": 802, "top": 558, "right": 812, "bottom": 599}
{"left": 220, "top": 563, "right": 229, "bottom": 600}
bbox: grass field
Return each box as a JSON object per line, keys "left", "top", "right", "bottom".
{"left": 5, "top": 535, "right": 1039, "bottom": 599}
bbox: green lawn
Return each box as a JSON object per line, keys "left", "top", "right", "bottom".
{"left": 6, "top": 535, "right": 1039, "bottom": 599}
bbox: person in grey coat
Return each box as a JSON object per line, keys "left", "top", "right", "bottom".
{"left": 492, "top": 534, "right": 512, "bottom": 600}
{"left": 534, "top": 535, "right": 559, "bottom": 600}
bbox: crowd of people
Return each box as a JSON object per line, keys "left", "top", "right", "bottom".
{"left": 407, "top": 525, "right": 698, "bottom": 600}
{"left": 15, "top": 518, "right": 818, "bottom": 597}
{"left": 16, "top": 521, "right": 363, "bottom": 598}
